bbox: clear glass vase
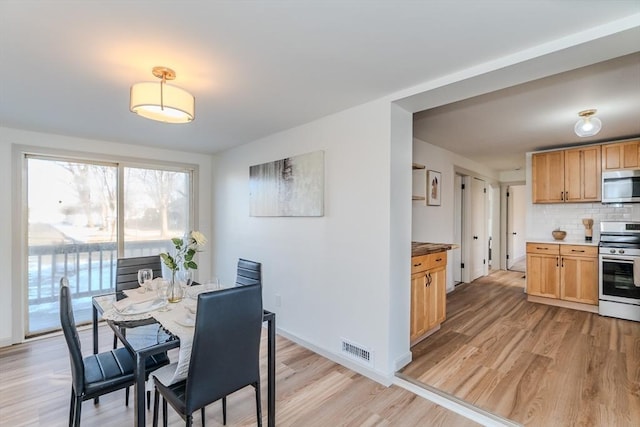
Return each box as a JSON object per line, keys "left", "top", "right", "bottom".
{"left": 167, "top": 270, "right": 184, "bottom": 303}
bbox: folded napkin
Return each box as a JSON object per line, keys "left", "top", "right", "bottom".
{"left": 113, "top": 290, "right": 158, "bottom": 312}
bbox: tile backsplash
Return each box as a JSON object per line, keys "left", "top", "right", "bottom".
{"left": 528, "top": 202, "right": 640, "bottom": 241}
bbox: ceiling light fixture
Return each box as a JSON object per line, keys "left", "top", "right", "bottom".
{"left": 574, "top": 109, "right": 601, "bottom": 137}
{"left": 130, "top": 66, "right": 195, "bottom": 124}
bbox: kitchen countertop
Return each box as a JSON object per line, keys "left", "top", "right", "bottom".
{"left": 526, "top": 238, "right": 599, "bottom": 246}
{"left": 412, "top": 241, "right": 458, "bottom": 257}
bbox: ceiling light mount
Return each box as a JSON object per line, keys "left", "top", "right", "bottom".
{"left": 130, "top": 66, "right": 195, "bottom": 124}
{"left": 151, "top": 66, "right": 176, "bottom": 81}
{"left": 574, "top": 108, "right": 601, "bottom": 138}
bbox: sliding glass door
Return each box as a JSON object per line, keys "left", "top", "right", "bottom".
{"left": 26, "top": 155, "right": 193, "bottom": 336}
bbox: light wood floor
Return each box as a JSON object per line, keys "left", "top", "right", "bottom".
{"left": 0, "top": 325, "right": 480, "bottom": 426}
{"left": 401, "top": 270, "right": 640, "bottom": 427}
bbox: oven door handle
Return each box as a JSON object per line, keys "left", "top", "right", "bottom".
{"left": 601, "top": 257, "right": 636, "bottom": 264}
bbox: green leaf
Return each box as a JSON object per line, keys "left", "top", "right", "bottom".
{"left": 186, "top": 261, "right": 198, "bottom": 270}
{"left": 160, "top": 253, "right": 176, "bottom": 270}
{"left": 171, "top": 237, "right": 183, "bottom": 248}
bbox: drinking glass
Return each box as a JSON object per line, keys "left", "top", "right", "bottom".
{"left": 156, "top": 280, "right": 170, "bottom": 311}
{"left": 204, "top": 277, "right": 220, "bottom": 291}
{"left": 137, "top": 268, "right": 153, "bottom": 291}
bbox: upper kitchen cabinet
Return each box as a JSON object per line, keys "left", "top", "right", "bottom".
{"left": 602, "top": 139, "right": 640, "bottom": 171}
{"left": 532, "top": 151, "right": 564, "bottom": 203}
{"left": 532, "top": 146, "right": 601, "bottom": 203}
{"left": 564, "top": 146, "right": 601, "bottom": 202}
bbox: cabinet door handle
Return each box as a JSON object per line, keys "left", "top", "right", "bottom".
{"left": 413, "top": 262, "right": 422, "bottom": 267}
{"left": 536, "top": 247, "right": 548, "bottom": 250}
{"left": 556, "top": 256, "right": 559, "bottom": 267}
{"left": 561, "top": 257, "right": 564, "bottom": 267}
{"left": 561, "top": 191, "right": 564, "bottom": 201}
{"left": 571, "top": 249, "right": 585, "bottom": 253}
{"left": 435, "top": 258, "right": 442, "bottom": 262}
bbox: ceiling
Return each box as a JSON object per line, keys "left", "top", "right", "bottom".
{"left": 414, "top": 53, "right": 640, "bottom": 172}
{"left": 1, "top": 1, "right": 639, "bottom": 172}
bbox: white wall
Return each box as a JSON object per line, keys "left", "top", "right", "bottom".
{"left": 213, "top": 99, "right": 409, "bottom": 383}
{"left": 0, "top": 127, "right": 213, "bottom": 346}
{"left": 412, "top": 138, "right": 499, "bottom": 291}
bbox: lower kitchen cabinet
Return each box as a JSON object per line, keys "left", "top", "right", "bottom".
{"left": 526, "top": 242, "right": 598, "bottom": 308}
{"left": 560, "top": 247, "right": 598, "bottom": 304}
{"left": 410, "top": 251, "right": 446, "bottom": 344}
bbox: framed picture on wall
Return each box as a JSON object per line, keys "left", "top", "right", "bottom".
{"left": 427, "top": 170, "right": 441, "bottom": 206}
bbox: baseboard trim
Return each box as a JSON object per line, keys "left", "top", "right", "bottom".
{"left": 394, "top": 373, "right": 522, "bottom": 427}
{"left": 394, "top": 351, "right": 412, "bottom": 371}
{"left": 527, "top": 295, "right": 598, "bottom": 313}
{"left": 276, "top": 327, "right": 394, "bottom": 386}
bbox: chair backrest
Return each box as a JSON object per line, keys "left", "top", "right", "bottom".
{"left": 235, "top": 258, "right": 261, "bottom": 287}
{"left": 59, "top": 278, "right": 85, "bottom": 393}
{"left": 115, "top": 255, "right": 162, "bottom": 292}
{"left": 185, "top": 283, "right": 263, "bottom": 414}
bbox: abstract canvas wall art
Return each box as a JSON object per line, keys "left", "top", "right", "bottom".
{"left": 249, "top": 151, "right": 324, "bottom": 216}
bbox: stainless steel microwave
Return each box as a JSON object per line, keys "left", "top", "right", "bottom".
{"left": 602, "top": 170, "right": 640, "bottom": 203}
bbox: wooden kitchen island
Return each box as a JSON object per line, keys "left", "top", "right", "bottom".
{"left": 411, "top": 242, "right": 456, "bottom": 345}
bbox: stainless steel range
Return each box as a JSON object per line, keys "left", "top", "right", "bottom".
{"left": 599, "top": 221, "right": 640, "bottom": 322}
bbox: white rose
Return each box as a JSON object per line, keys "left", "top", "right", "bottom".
{"left": 191, "top": 231, "right": 207, "bottom": 246}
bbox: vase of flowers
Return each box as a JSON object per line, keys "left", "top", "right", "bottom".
{"left": 160, "top": 230, "right": 207, "bottom": 303}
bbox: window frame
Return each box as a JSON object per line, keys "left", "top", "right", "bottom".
{"left": 15, "top": 145, "right": 199, "bottom": 337}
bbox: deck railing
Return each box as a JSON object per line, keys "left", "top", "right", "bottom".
{"left": 28, "top": 240, "right": 168, "bottom": 304}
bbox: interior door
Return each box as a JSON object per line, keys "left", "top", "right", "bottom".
{"left": 470, "top": 177, "right": 486, "bottom": 281}
{"left": 507, "top": 184, "right": 526, "bottom": 270}
{"left": 452, "top": 174, "right": 463, "bottom": 283}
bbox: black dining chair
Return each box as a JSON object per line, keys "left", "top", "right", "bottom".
{"left": 235, "top": 258, "right": 261, "bottom": 286}
{"left": 113, "top": 255, "right": 163, "bottom": 349}
{"left": 152, "top": 283, "right": 264, "bottom": 427}
{"left": 113, "top": 255, "right": 170, "bottom": 408}
{"left": 115, "top": 255, "right": 163, "bottom": 292}
{"left": 59, "top": 277, "right": 169, "bottom": 426}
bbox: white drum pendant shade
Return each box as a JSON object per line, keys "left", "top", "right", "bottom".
{"left": 130, "top": 81, "right": 195, "bottom": 123}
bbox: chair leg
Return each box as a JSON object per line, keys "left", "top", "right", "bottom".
{"left": 201, "top": 407, "right": 205, "bottom": 426}
{"left": 255, "top": 382, "right": 262, "bottom": 427}
{"left": 68, "top": 388, "right": 75, "bottom": 427}
{"left": 152, "top": 389, "right": 160, "bottom": 427}
{"left": 125, "top": 386, "right": 130, "bottom": 406}
{"left": 186, "top": 414, "right": 193, "bottom": 426}
{"left": 113, "top": 332, "right": 118, "bottom": 349}
{"left": 222, "top": 396, "right": 227, "bottom": 425}
{"left": 73, "top": 396, "right": 82, "bottom": 427}
{"left": 147, "top": 390, "right": 151, "bottom": 410}
{"left": 163, "top": 397, "right": 168, "bottom": 427}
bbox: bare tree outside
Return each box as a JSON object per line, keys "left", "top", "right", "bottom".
{"left": 27, "top": 157, "right": 192, "bottom": 335}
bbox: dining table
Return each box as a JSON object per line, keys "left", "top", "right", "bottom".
{"left": 92, "top": 284, "right": 276, "bottom": 427}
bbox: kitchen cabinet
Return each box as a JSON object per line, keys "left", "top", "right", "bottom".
{"left": 602, "top": 139, "right": 640, "bottom": 171}
{"left": 560, "top": 245, "right": 598, "bottom": 304}
{"left": 410, "top": 251, "right": 446, "bottom": 344}
{"left": 532, "top": 146, "right": 601, "bottom": 203}
{"left": 532, "top": 151, "right": 564, "bottom": 203}
{"left": 526, "top": 243, "right": 598, "bottom": 307}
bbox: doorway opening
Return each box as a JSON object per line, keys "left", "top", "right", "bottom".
{"left": 506, "top": 184, "right": 526, "bottom": 273}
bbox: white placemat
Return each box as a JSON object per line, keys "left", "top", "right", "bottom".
{"left": 101, "top": 285, "right": 209, "bottom": 386}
